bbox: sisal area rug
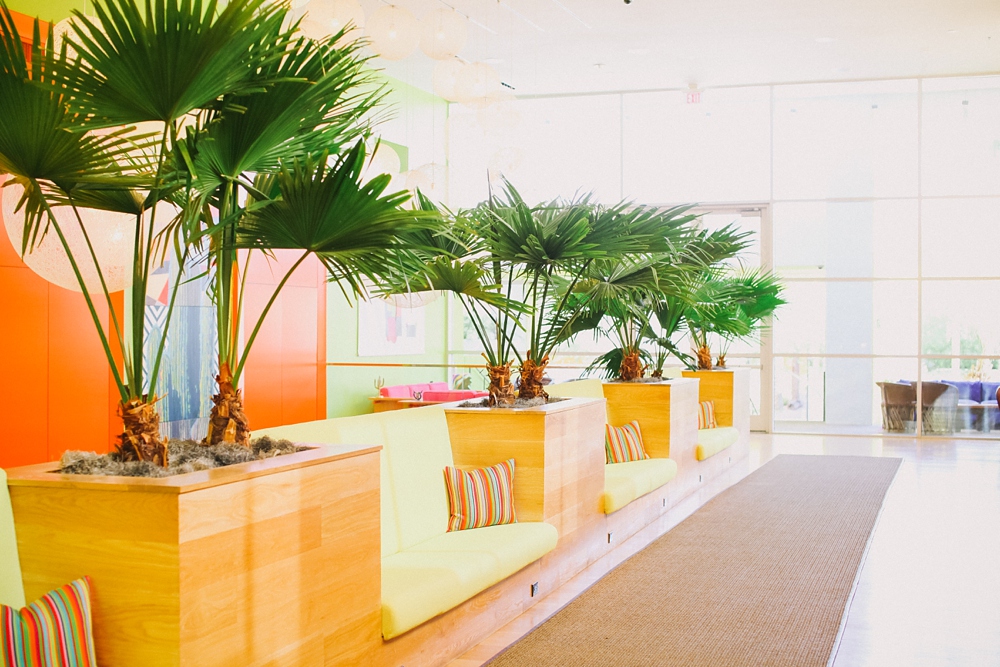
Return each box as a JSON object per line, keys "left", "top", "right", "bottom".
{"left": 487, "top": 455, "right": 901, "bottom": 667}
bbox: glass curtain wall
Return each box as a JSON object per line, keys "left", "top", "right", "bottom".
{"left": 447, "top": 74, "right": 1000, "bottom": 438}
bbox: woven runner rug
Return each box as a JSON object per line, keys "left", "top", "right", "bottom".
{"left": 487, "top": 455, "right": 901, "bottom": 667}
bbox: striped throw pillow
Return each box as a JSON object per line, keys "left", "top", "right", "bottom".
{"left": 698, "top": 401, "right": 718, "bottom": 429}
{"left": 605, "top": 421, "right": 649, "bottom": 464}
{"left": 1, "top": 577, "right": 97, "bottom": 667}
{"left": 444, "top": 459, "right": 518, "bottom": 531}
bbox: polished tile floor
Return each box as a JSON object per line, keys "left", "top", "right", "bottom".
{"left": 450, "top": 434, "right": 1000, "bottom": 666}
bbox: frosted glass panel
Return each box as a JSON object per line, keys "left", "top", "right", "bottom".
{"left": 773, "top": 280, "right": 917, "bottom": 356}
{"left": 922, "top": 280, "right": 1000, "bottom": 357}
{"left": 922, "top": 198, "right": 1000, "bottom": 278}
{"left": 773, "top": 80, "right": 918, "bottom": 199}
{"left": 622, "top": 87, "right": 770, "bottom": 203}
{"left": 774, "top": 200, "right": 918, "bottom": 279}
{"left": 922, "top": 76, "right": 1000, "bottom": 197}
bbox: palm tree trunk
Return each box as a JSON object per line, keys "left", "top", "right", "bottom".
{"left": 205, "top": 363, "right": 252, "bottom": 446}
{"left": 487, "top": 361, "right": 516, "bottom": 407}
{"left": 619, "top": 350, "right": 645, "bottom": 382}
{"left": 696, "top": 344, "right": 714, "bottom": 371}
{"left": 118, "top": 398, "right": 169, "bottom": 466}
{"left": 518, "top": 355, "right": 549, "bottom": 400}
{"left": 716, "top": 353, "right": 727, "bottom": 368}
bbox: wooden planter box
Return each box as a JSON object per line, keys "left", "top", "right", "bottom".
{"left": 444, "top": 398, "right": 606, "bottom": 542}
{"left": 681, "top": 368, "right": 752, "bottom": 488}
{"left": 681, "top": 368, "right": 751, "bottom": 434}
{"left": 602, "top": 379, "right": 700, "bottom": 460}
{"left": 6, "top": 444, "right": 382, "bottom": 667}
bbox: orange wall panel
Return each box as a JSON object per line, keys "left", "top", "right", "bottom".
{"left": 0, "top": 266, "right": 50, "bottom": 468}
{"left": 46, "top": 288, "right": 114, "bottom": 459}
{"left": 0, "top": 195, "right": 117, "bottom": 468}
{"left": 242, "top": 251, "right": 326, "bottom": 431}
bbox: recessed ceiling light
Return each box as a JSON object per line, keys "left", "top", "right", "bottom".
{"left": 815, "top": 37, "right": 836, "bottom": 43}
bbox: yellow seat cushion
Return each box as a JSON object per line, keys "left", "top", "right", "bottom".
{"left": 381, "top": 522, "right": 558, "bottom": 639}
{"left": 0, "top": 469, "right": 25, "bottom": 608}
{"left": 695, "top": 426, "right": 740, "bottom": 461}
{"left": 602, "top": 459, "right": 678, "bottom": 514}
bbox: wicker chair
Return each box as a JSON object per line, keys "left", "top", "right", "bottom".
{"left": 921, "top": 382, "right": 959, "bottom": 434}
{"left": 877, "top": 382, "right": 916, "bottom": 432}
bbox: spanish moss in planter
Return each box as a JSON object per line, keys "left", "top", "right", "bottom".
{"left": 59, "top": 437, "right": 305, "bottom": 478}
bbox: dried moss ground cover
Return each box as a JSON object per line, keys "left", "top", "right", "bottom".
{"left": 59, "top": 437, "right": 306, "bottom": 478}
{"left": 456, "top": 396, "right": 569, "bottom": 409}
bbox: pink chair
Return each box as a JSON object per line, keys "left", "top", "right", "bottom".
{"left": 379, "top": 382, "right": 450, "bottom": 398}
{"left": 421, "top": 390, "right": 489, "bottom": 402}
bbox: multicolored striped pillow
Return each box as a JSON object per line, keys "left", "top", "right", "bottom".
{"left": 1, "top": 577, "right": 98, "bottom": 667}
{"left": 698, "top": 401, "right": 718, "bottom": 429}
{"left": 444, "top": 459, "right": 518, "bottom": 532}
{"left": 605, "top": 421, "right": 649, "bottom": 464}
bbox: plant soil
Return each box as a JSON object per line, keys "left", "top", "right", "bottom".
{"left": 487, "top": 361, "right": 517, "bottom": 407}
{"left": 118, "top": 398, "right": 169, "bottom": 466}
{"left": 60, "top": 437, "right": 305, "bottom": 478}
{"left": 619, "top": 351, "right": 645, "bottom": 382}
{"left": 205, "top": 369, "right": 251, "bottom": 447}
{"left": 518, "top": 355, "right": 549, "bottom": 400}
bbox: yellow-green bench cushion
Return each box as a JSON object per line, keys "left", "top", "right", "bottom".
{"left": 695, "top": 426, "right": 740, "bottom": 461}
{"left": 602, "top": 458, "right": 678, "bottom": 514}
{"left": 0, "top": 469, "right": 25, "bottom": 608}
{"left": 381, "top": 522, "right": 558, "bottom": 639}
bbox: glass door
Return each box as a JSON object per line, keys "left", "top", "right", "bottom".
{"left": 692, "top": 205, "right": 773, "bottom": 432}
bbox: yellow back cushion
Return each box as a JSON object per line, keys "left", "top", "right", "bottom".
{"left": 0, "top": 469, "right": 25, "bottom": 608}
{"left": 379, "top": 407, "right": 454, "bottom": 550}
{"left": 546, "top": 379, "right": 605, "bottom": 399}
{"left": 254, "top": 418, "right": 340, "bottom": 444}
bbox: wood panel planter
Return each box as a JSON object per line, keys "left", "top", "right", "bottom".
{"left": 444, "top": 398, "right": 607, "bottom": 542}
{"left": 602, "top": 379, "right": 700, "bottom": 461}
{"left": 681, "top": 368, "right": 751, "bottom": 434}
{"left": 6, "top": 444, "right": 382, "bottom": 667}
{"left": 682, "top": 368, "right": 752, "bottom": 485}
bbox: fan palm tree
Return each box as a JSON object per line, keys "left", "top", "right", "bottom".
{"left": 173, "top": 25, "right": 387, "bottom": 445}
{"left": 651, "top": 265, "right": 785, "bottom": 371}
{"left": 562, "top": 225, "right": 750, "bottom": 381}
{"left": 378, "top": 195, "right": 531, "bottom": 406}
{"left": 0, "top": 0, "right": 291, "bottom": 465}
{"left": 230, "top": 146, "right": 441, "bottom": 419}
{"left": 477, "top": 182, "right": 701, "bottom": 399}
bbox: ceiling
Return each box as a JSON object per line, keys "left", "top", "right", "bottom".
{"left": 356, "top": 0, "right": 1000, "bottom": 97}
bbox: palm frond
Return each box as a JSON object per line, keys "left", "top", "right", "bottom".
{"left": 54, "top": 0, "right": 291, "bottom": 125}
{"left": 236, "top": 142, "right": 440, "bottom": 295}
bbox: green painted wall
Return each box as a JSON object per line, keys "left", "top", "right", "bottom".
{"left": 323, "top": 74, "right": 452, "bottom": 419}
{"left": 326, "top": 291, "right": 450, "bottom": 419}
{"left": 9, "top": 0, "right": 82, "bottom": 22}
